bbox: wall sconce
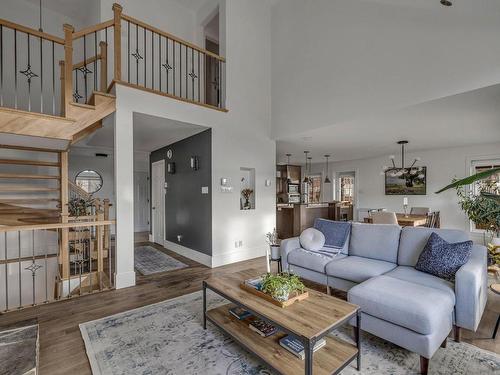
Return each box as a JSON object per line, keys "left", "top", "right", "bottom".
{"left": 221, "top": 177, "right": 228, "bottom": 186}
{"left": 265, "top": 179, "right": 271, "bottom": 187}
{"left": 167, "top": 162, "right": 176, "bottom": 174}
{"left": 190, "top": 156, "right": 199, "bottom": 171}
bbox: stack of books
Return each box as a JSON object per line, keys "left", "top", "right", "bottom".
{"left": 229, "top": 306, "right": 253, "bottom": 320}
{"left": 248, "top": 318, "right": 278, "bottom": 337}
{"left": 279, "top": 335, "right": 326, "bottom": 360}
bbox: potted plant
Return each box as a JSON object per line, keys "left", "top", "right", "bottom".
{"left": 241, "top": 188, "right": 254, "bottom": 210}
{"left": 261, "top": 272, "right": 305, "bottom": 302}
{"left": 68, "top": 196, "right": 95, "bottom": 218}
{"left": 436, "top": 167, "right": 500, "bottom": 245}
{"left": 265, "top": 228, "right": 280, "bottom": 260}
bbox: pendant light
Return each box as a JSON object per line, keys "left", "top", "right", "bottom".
{"left": 381, "top": 140, "right": 423, "bottom": 179}
{"left": 38, "top": 0, "right": 43, "bottom": 32}
{"left": 286, "top": 153, "right": 292, "bottom": 183}
{"left": 307, "top": 157, "right": 313, "bottom": 184}
{"left": 303, "top": 151, "right": 310, "bottom": 183}
{"left": 324, "top": 155, "right": 331, "bottom": 184}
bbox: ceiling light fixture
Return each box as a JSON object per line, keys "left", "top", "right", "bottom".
{"left": 303, "top": 151, "right": 310, "bottom": 183}
{"left": 286, "top": 153, "right": 292, "bottom": 183}
{"left": 324, "top": 155, "right": 331, "bottom": 184}
{"left": 382, "top": 140, "right": 424, "bottom": 180}
{"left": 38, "top": 0, "right": 43, "bottom": 32}
{"left": 440, "top": 0, "right": 452, "bottom": 6}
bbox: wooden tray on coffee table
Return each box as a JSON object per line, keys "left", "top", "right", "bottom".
{"left": 240, "top": 282, "right": 309, "bottom": 308}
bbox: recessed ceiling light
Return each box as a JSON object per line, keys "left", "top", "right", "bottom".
{"left": 301, "top": 136, "right": 313, "bottom": 141}
{"left": 440, "top": 0, "right": 452, "bottom": 6}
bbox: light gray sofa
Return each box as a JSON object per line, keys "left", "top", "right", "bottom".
{"left": 281, "top": 221, "right": 488, "bottom": 374}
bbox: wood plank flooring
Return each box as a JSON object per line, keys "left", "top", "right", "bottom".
{"left": 0, "top": 240, "right": 498, "bottom": 375}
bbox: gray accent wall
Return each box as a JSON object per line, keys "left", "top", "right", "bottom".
{"left": 150, "top": 129, "right": 212, "bottom": 255}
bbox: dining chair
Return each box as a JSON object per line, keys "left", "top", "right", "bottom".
{"left": 371, "top": 211, "right": 398, "bottom": 225}
{"left": 410, "top": 207, "right": 431, "bottom": 215}
{"left": 424, "top": 211, "right": 440, "bottom": 228}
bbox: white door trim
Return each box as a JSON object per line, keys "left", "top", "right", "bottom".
{"left": 151, "top": 160, "right": 165, "bottom": 245}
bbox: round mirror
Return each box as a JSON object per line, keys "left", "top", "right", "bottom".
{"left": 75, "top": 170, "right": 103, "bottom": 194}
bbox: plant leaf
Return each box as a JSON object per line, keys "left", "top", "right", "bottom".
{"left": 435, "top": 167, "right": 500, "bottom": 194}
{"left": 481, "top": 191, "right": 500, "bottom": 201}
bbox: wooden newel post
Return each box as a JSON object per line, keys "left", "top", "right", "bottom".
{"left": 63, "top": 24, "right": 74, "bottom": 116}
{"left": 112, "top": 3, "right": 123, "bottom": 81}
{"left": 59, "top": 151, "right": 70, "bottom": 280}
{"left": 99, "top": 41, "right": 108, "bottom": 92}
{"left": 103, "top": 199, "right": 110, "bottom": 251}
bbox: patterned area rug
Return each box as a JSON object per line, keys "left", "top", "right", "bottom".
{"left": 134, "top": 245, "right": 188, "bottom": 275}
{"left": 0, "top": 320, "right": 38, "bottom": 375}
{"left": 80, "top": 291, "right": 500, "bottom": 375}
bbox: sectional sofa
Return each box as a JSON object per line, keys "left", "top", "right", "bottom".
{"left": 280, "top": 220, "right": 488, "bottom": 374}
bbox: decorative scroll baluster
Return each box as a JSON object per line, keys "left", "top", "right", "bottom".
{"left": 4, "top": 233, "right": 8, "bottom": 311}
{"left": 0, "top": 25, "right": 3, "bottom": 107}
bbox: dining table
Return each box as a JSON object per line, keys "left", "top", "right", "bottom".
{"left": 363, "top": 213, "right": 428, "bottom": 227}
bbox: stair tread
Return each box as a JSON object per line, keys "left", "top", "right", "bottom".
{"left": 0, "top": 198, "right": 60, "bottom": 203}
{"left": 0, "top": 185, "right": 59, "bottom": 192}
{"left": 0, "top": 159, "right": 60, "bottom": 167}
{"left": 0, "top": 173, "right": 60, "bottom": 179}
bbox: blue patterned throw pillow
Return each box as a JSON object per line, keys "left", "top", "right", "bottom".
{"left": 415, "top": 232, "right": 473, "bottom": 281}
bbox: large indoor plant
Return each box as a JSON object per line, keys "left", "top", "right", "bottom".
{"left": 261, "top": 273, "right": 305, "bottom": 302}
{"left": 436, "top": 167, "right": 500, "bottom": 245}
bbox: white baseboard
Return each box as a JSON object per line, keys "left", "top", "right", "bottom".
{"left": 211, "top": 245, "right": 267, "bottom": 268}
{"left": 115, "top": 271, "right": 136, "bottom": 289}
{"left": 163, "top": 240, "right": 212, "bottom": 267}
{"left": 148, "top": 234, "right": 153, "bottom": 242}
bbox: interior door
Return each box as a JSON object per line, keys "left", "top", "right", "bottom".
{"left": 151, "top": 161, "right": 165, "bottom": 245}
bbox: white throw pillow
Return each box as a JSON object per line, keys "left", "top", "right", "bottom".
{"left": 299, "top": 228, "right": 326, "bottom": 252}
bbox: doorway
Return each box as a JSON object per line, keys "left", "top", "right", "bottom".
{"left": 203, "top": 9, "right": 220, "bottom": 107}
{"left": 151, "top": 160, "right": 165, "bottom": 245}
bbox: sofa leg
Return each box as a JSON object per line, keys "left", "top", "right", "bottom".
{"left": 441, "top": 338, "right": 447, "bottom": 348}
{"left": 454, "top": 326, "right": 461, "bottom": 342}
{"left": 420, "top": 356, "right": 429, "bottom": 375}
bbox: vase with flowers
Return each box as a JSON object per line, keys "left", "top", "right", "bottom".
{"left": 241, "top": 188, "right": 254, "bottom": 210}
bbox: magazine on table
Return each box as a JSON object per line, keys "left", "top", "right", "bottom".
{"left": 279, "top": 335, "right": 326, "bottom": 360}
{"left": 228, "top": 306, "right": 253, "bottom": 320}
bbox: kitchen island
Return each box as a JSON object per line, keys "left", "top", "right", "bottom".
{"left": 276, "top": 203, "right": 331, "bottom": 239}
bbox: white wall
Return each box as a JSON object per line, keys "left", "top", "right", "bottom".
{"left": 271, "top": 0, "right": 500, "bottom": 139}
{"left": 111, "top": 0, "right": 274, "bottom": 274}
{"left": 309, "top": 142, "right": 500, "bottom": 243}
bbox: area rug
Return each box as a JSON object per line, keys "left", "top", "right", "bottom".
{"left": 0, "top": 320, "right": 38, "bottom": 375}
{"left": 80, "top": 291, "right": 500, "bottom": 375}
{"left": 134, "top": 245, "right": 188, "bottom": 275}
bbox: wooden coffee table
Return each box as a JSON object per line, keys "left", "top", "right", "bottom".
{"left": 203, "top": 274, "right": 361, "bottom": 375}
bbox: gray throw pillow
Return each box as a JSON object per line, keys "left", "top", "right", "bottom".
{"left": 415, "top": 232, "right": 472, "bottom": 281}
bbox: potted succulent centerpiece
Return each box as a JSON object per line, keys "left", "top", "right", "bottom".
{"left": 261, "top": 273, "right": 305, "bottom": 302}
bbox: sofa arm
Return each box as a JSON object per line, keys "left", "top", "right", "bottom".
{"left": 455, "top": 244, "right": 488, "bottom": 331}
{"left": 280, "top": 237, "right": 301, "bottom": 271}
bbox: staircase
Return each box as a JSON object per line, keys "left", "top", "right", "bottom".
{"left": 0, "top": 146, "right": 62, "bottom": 226}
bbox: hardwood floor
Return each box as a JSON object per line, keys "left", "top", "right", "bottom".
{"left": 0, "top": 242, "right": 498, "bottom": 374}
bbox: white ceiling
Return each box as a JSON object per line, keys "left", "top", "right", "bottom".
{"left": 26, "top": 0, "right": 99, "bottom": 27}
{"left": 277, "top": 83, "right": 500, "bottom": 164}
{"left": 77, "top": 112, "right": 208, "bottom": 153}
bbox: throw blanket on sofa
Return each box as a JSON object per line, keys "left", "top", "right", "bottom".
{"left": 314, "top": 219, "right": 351, "bottom": 249}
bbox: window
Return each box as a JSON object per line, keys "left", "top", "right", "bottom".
{"left": 75, "top": 170, "right": 103, "bottom": 194}
{"left": 469, "top": 159, "right": 500, "bottom": 232}
{"left": 307, "top": 175, "right": 322, "bottom": 204}
{"left": 340, "top": 176, "right": 354, "bottom": 202}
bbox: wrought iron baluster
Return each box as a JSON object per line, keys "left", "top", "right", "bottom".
{"left": 197, "top": 51, "right": 200, "bottom": 102}
{"left": 127, "top": 21, "right": 130, "bottom": 83}
{"left": 52, "top": 41, "right": 55, "bottom": 115}
{"left": 4, "top": 233, "right": 8, "bottom": 311}
{"left": 166, "top": 38, "right": 169, "bottom": 93}
{"left": 151, "top": 30, "right": 154, "bottom": 90}
{"left": 179, "top": 43, "right": 182, "bottom": 97}
{"left": 88, "top": 225, "right": 92, "bottom": 294}
{"left": 78, "top": 226, "right": 82, "bottom": 296}
{"left": 144, "top": 27, "right": 146, "bottom": 87}
{"left": 14, "top": 30, "right": 17, "bottom": 109}
{"left": 40, "top": 36, "right": 43, "bottom": 113}
{"left": 83, "top": 35, "right": 88, "bottom": 103}
{"left": 218, "top": 59, "right": 221, "bottom": 108}
{"left": 185, "top": 45, "right": 188, "bottom": 98}
{"left": 131, "top": 23, "right": 142, "bottom": 85}
{"left": 159, "top": 34, "right": 161, "bottom": 91}
{"left": 0, "top": 25, "right": 2, "bottom": 107}
{"left": 173, "top": 40, "right": 176, "bottom": 96}
{"left": 94, "top": 32, "right": 98, "bottom": 93}
{"left": 44, "top": 229, "right": 48, "bottom": 303}
{"left": 18, "top": 231, "right": 21, "bottom": 308}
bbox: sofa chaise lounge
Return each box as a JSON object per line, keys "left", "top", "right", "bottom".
{"left": 280, "top": 220, "right": 487, "bottom": 374}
